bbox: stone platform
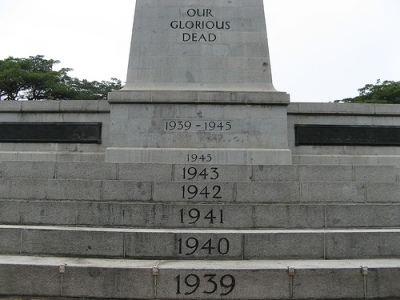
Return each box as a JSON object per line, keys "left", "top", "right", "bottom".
{"left": 0, "top": 161, "right": 400, "bottom": 299}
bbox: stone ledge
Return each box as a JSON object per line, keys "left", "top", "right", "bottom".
{"left": 0, "top": 255, "right": 399, "bottom": 299}
{"left": 288, "top": 102, "right": 400, "bottom": 116}
{"left": 108, "top": 90, "right": 290, "bottom": 104}
{"left": 0, "top": 100, "right": 110, "bottom": 113}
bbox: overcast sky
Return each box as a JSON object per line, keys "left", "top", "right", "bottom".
{"left": 0, "top": 0, "right": 399, "bottom": 102}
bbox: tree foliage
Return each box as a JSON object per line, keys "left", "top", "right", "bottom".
{"left": 0, "top": 55, "right": 123, "bottom": 100}
{"left": 335, "top": 80, "right": 400, "bottom": 104}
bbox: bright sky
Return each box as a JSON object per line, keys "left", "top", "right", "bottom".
{"left": 0, "top": 0, "right": 399, "bottom": 102}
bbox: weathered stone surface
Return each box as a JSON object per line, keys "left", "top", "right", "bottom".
{"left": 292, "top": 266, "right": 364, "bottom": 299}
{"left": 244, "top": 230, "right": 325, "bottom": 259}
{"left": 325, "top": 229, "right": 400, "bottom": 259}
{"left": 20, "top": 227, "right": 124, "bottom": 257}
{"left": 0, "top": 264, "right": 61, "bottom": 296}
{"left": 300, "top": 182, "right": 366, "bottom": 203}
{"left": 326, "top": 204, "right": 400, "bottom": 228}
{"left": 236, "top": 182, "right": 300, "bottom": 203}
{"left": 253, "top": 204, "right": 325, "bottom": 228}
{"left": 62, "top": 260, "right": 154, "bottom": 299}
{"left": 110, "top": 0, "right": 287, "bottom": 97}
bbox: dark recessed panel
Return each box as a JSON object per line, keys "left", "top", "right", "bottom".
{"left": 295, "top": 125, "right": 400, "bottom": 146}
{"left": 0, "top": 122, "right": 102, "bottom": 144}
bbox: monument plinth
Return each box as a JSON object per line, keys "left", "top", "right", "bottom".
{"left": 107, "top": 0, "right": 291, "bottom": 165}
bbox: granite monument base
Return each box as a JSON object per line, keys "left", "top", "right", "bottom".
{"left": 105, "top": 95, "right": 291, "bottom": 165}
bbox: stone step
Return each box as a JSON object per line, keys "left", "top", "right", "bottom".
{"left": 0, "top": 255, "right": 399, "bottom": 299}
{"left": 2, "top": 200, "right": 400, "bottom": 229}
{"left": 1, "top": 225, "right": 400, "bottom": 260}
{"left": 0, "top": 161, "right": 397, "bottom": 182}
{"left": 1, "top": 177, "right": 400, "bottom": 203}
{"left": 0, "top": 151, "right": 105, "bottom": 163}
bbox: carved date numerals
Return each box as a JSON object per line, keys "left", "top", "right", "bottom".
{"left": 181, "top": 185, "right": 222, "bottom": 199}
{"left": 178, "top": 237, "right": 229, "bottom": 255}
{"left": 182, "top": 167, "right": 219, "bottom": 180}
{"left": 165, "top": 120, "right": 232, "bottom": 132}
{"left": 187, "top": 153, "right": 212, "bottom": 163}
{"left": 176, "top": 274, "right": 236, "bottom": 296}
{"left": 180, "top": 208, "right": 223, "bottom": 225}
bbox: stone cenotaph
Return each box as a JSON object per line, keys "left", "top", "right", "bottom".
{"left": 106, "top": 0, "right": 291, "bottom": 165}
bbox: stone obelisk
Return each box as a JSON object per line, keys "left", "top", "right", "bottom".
{"left": 106, "top": 0, "right": 291, "bottom": 165}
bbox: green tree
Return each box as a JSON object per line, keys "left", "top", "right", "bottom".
{"left": 335, "top": 80, "right": 400, "bottom": 104}
{"left": 0, "top": 57, "right": 29, "bottom": 100}
{"left": 22, "top": 55, "right": 73, "bottom": 100}
{"left": 0, "top": 55, "right": 123, "bottom": 100}
{"left": 70, "top": 77, "right": 123, "bottom": 100}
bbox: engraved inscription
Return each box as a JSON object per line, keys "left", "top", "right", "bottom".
{"left": 182, "top": 167, "right": 219, "bottom": 180}
{"left": 170, "top": 8, "right": 232, "bottom": 42}
{"left": 186, "top": 153, "right": 213, "bottom": 163}
{"left": 165, "top": 120, "right": 233, "bottom": 132}
{"left": 181, "top": 185, "right": 222, "bottom": 200}
{"left": 177, "top": 237, "right": 230, "bottom": 255}
{"left": 175, "top": 274, "right": 236, "bottom": 296}
{"left": 180, "top": 208, "right": 224, "bottom": 225}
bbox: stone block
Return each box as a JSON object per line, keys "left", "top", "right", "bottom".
{"left": 0, "top": 101, "right": 22, "bottom": 112}
{"left": 0, "top": 264, "right": 61, "bottom": 296}
{"left": 368, "top": 267, "right": 400, "bottom": 298}
{"left": 0, "top": 200, "right": 20, "bottom": 224}
{"left": 298, "top": 165, "right": 353, "bottom": 182}
{"left": 0, "top": 179, "right": 10, "bottom": 198}
{"left": 325, "top": 230, "right": 400, "bottom": 259}
{"left": 300, "top": 182, "right": 365, "bottom": 203}
{"left": 153, "top": 182, "right": 235, "bottom": 202}
{"left": 366, "top": 183, "right": 400, "bottom": 202}
{"left": 118, "top": 163, "right": 173, "bottom": 181}
{"left": 21, "top": 100, "right": 60, "bottom": 112}
{"left": 244, "top": 231, "right": 325, "bottom": 259}
{"left": 236, "top": 182, "right": 300, "bottom": 203}
{"left": 124, "top": 231, "right": 176, "bottom": 259}
{"left": 326, "top": 204, "right": 400, "bottom": 228}
{"left": 21, "top": 228, "right": 124, "bottom": 257}
{"left": 9, "top": 178, "right": 48, "bottom": 200}
{"left": 252, "top": 165, "right": 298, "bottom": 181}
{"left": 0, "top": 227, "right": 21, "bottom": 254}
{"left": 253, "top": 204, "right": 325, "bottom": 228}
{"left": 97, "top": 99, "right": 111, "bottom": 111}
{"left": 56, "top": 162, "right": 117, "bottom": 180}
{"left": 77, "top": 202, "right": 154, "bottom": 227}
{"left": 292, "top": 267, "right": 364, "bottom": 299}
{"left": 377, "top": 155, "right": 400, "bottom": 167}
{"left": 62, "top": 260, "right": 154, "bottom": 299}
{"left": 102, "top": 180, "right": 152, "bottom": 201}
{"left": 20, "top": 201, "right": 77, "bottom": 225}
{"left": 156, "top": 260, "right": 290, "bottom": 300}
{"left": 59, "top": 99, "right": 100, "bottom": 112}
{"left": 353, "top": 165, "right": 397, "bottom": 182}
{"left": 47, "top": 179, "right": 102, "bottom": 200}
{"left": 0, "top": 161, "right": 55, "bottom": 179}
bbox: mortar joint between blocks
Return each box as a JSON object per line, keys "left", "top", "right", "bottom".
{"left": 53, "top": 162, "right": 58, "bottom": 179}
